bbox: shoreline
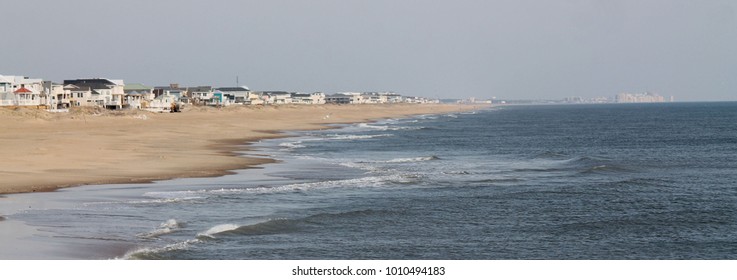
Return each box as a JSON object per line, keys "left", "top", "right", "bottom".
{"left": 0, "top": 104, "right": 482, "bottom": 195}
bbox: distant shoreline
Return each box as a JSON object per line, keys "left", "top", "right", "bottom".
{"left": 0, "top": 104, "right": 482, "bottom": 195}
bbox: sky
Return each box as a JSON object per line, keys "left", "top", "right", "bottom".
{"left": 2, "top": 0, "right": 736, "bottom": 101}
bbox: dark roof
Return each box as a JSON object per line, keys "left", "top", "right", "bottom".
{"left": 216, "top": 87, "right": 250, "bottom": 92}
{"left": 68, "top": 85, "right": 91, "bottom": 91}
{"left": 187, "top": 86, "right": 212, "bottom": 92}
{"left": 63, "top": 79, "right": 115, "bottom": 90}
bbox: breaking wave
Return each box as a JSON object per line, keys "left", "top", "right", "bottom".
{"left": 279, "top": 141, "right": 306, "bottom": 149}
{"left": 385, "top": 156, "right": 440, "bottom": 163}
{"left": 325, "top": 134, "right": 394, "bottom": 140}
{"left": 122, "top": 239, "right": 200, "bottom": 260}
{"left": 197, "top": 219, "right": 300, "bottom": 239}
{"left": 138, "top": 219, "right": 183, "bottom": 239}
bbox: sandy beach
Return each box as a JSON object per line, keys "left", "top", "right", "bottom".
{"left": 0, "top": 104, "right": 475, "bottom": 195}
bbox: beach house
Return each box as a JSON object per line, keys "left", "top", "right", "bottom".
{"left": 64, "top": 78, "right": 125, "bottom": 109}
{"left": 325, "top": 93, "right": 352, "bottom": 104}
{"left": 260, "top": 91, "right": 292, "bottom": 105}
{"left": 383, "top": 92, "right": 403, "bottom": 103}
{"left": 124, "top": 83, "right": 154, "bottom": 109}
{"left": 186, "top": 86, "right": 213, "bottom": 105}
{"left": 215, "top": 86, "right": 263, "bottom": 105}
{"left": 43, "top": 81, "right": 70, "bottom": 109}
{"left": 149, "top": 84, "right": 185, "bottom": 112}
{"left": 153, "top": 84, "right": 185, "bottom": 100}
{"left": 0, "top": 75, "right": 45, "bottom": 107}
{"left": 291, "top": 92, "right": 326, "bottom": 105}
{"left": 326, "top": 92, "right": 364, "bottom": 104}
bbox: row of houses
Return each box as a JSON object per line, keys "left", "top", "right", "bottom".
{"left": 1, "top": 74, "right": 438, "bottom": 111}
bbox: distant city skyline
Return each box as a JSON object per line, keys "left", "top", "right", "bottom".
{"left": 2, "top": 0, "right": 736, "bottom": 101}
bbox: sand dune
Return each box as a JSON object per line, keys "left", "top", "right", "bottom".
{"left": 0, "top": 104, "right": 476, "bottom": 194}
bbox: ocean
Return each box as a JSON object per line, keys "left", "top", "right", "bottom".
{"left": 2, "top": 102, "right": 737, "bottom": 259}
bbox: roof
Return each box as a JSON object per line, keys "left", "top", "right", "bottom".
{"left": 216, "top": 86, "right": 250, "bottom": 92}
{"left": 68, "top": 85, "right": 91, "bottom": 91}
{"left": 124, "top": 83, "right": 152, "bottom": 91}
{"left": 64, "top": 78, "right": 115, "bottom": 85}
{"left": 187, "top": 86, "right": 212, "bottom": 92}
{"left": 14, "top": 87, "right": 32, "bottom": 93}
{"left": 64, "top": 79, "right": 115, "bottom": 90}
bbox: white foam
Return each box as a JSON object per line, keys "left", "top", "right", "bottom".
{"left": 356, "top": 123, "right": 419, "bottom": 131}
{"left": 278, "top": 141, "right": 306, "bottom": 149}
{"left": 126, "top": 197, "right": 202, "bottom": 204}
{"left": 326, "top": 134, "right": 393, "bottom": 140}
{"left": 385, "top": 156, "right": 438, "bottom": 163}
{"left": 121, "top": 238, "right": 200, "bottom": 259}
{"left": 197, "top": 223, "right": 240, "bottom": 238}
{"left": 138, "top": 219, "right": 182, "bottom": 239}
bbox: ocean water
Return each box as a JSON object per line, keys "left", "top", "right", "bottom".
{"left": 2, "top": 102, "right": 737, "bottom": 259}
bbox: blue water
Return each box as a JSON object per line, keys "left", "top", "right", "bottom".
{"left": 2, "top": 102, "right": 737, "bottom": 259}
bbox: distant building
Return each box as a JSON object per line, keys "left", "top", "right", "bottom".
{"left": 186, "top": 86, "right": 213, "bottom": 105}
{"left": 214, "top": 86, "right": 263, "bottom": 105}
{"left": 615, "top": 92, "right": 667, "bottom": 103}
{"left": 291, "top": 92, "right": 326, "bottom": 105}
{"left": 44, "top": 81, "right": 69, "bottom": 109}
{"left": 124, "top": 83, "right": 154, "bottom": 109}
{"left": 326, "top": 94, "right": 352, "bottom": 104}
{"left": 259, "top": 91, "right": 292, "bottom": 104}
{"left": 64, "top": 78, "right": 125, "bottom": 109}
{"left": 0, "top": 75, "right": 45, "bottom": 107}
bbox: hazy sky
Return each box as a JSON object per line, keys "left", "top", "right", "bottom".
{"left": 3, "top": 0, "right": 736, "bottom": 101}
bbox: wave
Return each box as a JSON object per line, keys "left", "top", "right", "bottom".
{"left": 196, "top": 223, "right": 241, "bottom": 239}
{"left": 358, "top": 123, "right": 391, "bottom": 130}
{"left": 352, "top": 156, "right": 439, "bottom": 165}
{"left": 278, "top": 141, "right": 306, "bottom": 149}
{"left": 197, "top": 219, "right": 301, "bottom": 239}
{"left": 138, "top": 219, "right": 183, "bottom": 239}
{"left": 126, "top": 197, "right": 203, "bottom": 204}
{"left": 142, "top": 174, "right": 414, "bottom": 200}
{"left": 385, "top": 156, "right": 440, "bottom": 163}
{"left": 356, "top": 123, "right": 422, "bottom": 131}
{"left": 197, "top": 209, "right": 390, "bottom": 239}
{"left": 122, "top": 239, "right": 200, "bottom": 260}
{"left": 325, "top": 133, "right": 394, "bottom": 140}
{"left": 578, "top": 164, "right": 631, "bottom": 174}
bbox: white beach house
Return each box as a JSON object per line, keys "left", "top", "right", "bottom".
{"left": 64, "top": 78, "right": 125, "bottom": 109}
{"left": 0, "top": 75, "right": 45, "bottom": 107}
{"left": 124, "top": 83, "right": 155, "bottom": 109}
{"left": 291, "top": 92, "right": 326, "bottom": 105}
